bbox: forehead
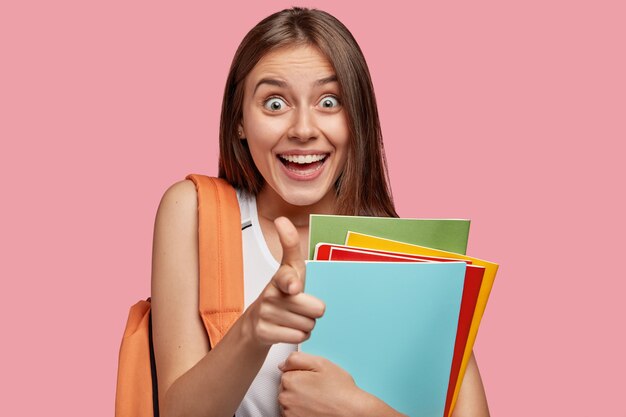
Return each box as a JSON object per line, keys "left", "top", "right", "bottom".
{"left": 246, "top": 45, "right": 335, "bottom": 87}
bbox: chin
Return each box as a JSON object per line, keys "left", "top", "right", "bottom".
{"left": 276, "top": 184, "right": 334, "bottom": 208}
{"left": 281, "top": 192, "right": 326, "bottom": 207}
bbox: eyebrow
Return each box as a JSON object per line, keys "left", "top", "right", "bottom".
{"left": 253, "top": 75, "right": 338, "bottom": 95}
{"left": 315, "top": 75, "right": 338, "bottom": 87}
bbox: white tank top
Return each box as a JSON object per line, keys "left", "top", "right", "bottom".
{"left": 235, "top": 190, "right": 297, "bottom": 417}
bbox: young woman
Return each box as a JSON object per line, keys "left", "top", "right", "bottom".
{"left": 151, "top": 7, "right": 489, "bottom": 417}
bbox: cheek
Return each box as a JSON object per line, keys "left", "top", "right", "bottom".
{"left": 324, "top": 115, "right": 350, "bottom": 152}
{"left": 243, "top": 119, "right": 276, "bottom": 160}
{"left": 245, "top": 138, "right": 274, "bottom": 177}
{"left": 330, "top": 115, "right": 350, "bottom": 174}
{"left": 244, "top": 112, "right": 285, "bottom": 150}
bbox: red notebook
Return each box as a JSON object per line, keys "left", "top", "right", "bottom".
{"left": 314, "top": 242, "right": 472, "bottom": 264}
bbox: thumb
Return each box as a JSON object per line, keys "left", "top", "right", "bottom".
{"left": 278, "top": 351, "right": 320, "bottom": 372}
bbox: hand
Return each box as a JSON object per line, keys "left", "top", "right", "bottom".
{"left": 277, "top": 351, "right": 364, "bottom": 417}
{"left": 244, "top": 217, "right": 325, "bottom": 346}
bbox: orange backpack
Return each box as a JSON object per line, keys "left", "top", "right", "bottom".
{"left": 115, "top": 174, "right": 244, "bottom": 417}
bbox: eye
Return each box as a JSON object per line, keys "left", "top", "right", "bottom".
{"left": 319, "top": 96, "right": 340, "bottom": 109}
{"left": 263, "top": 97, "right": 287, "bottom": 112}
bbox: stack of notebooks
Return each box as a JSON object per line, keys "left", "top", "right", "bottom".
{"left": 300, "top": 215, "right": 499, "bottom": 417}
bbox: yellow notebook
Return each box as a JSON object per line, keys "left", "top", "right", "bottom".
{"left": 345, "top": 231, "right": 499, "bottom": 415}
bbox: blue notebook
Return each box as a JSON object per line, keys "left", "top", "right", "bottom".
{"left": 300, "top": 261, "right": 466, "bottom": 417}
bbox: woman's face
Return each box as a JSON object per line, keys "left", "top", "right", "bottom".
{"left": 239, "top": 44, "right": 349, "bottom": 208}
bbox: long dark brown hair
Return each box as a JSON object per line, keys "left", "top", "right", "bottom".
{"left": 218, "top": 7, "right": 397, "bottom": 217}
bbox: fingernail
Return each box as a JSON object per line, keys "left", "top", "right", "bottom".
{"left": 278, "top": 360, "right": 285, "bottom": 370}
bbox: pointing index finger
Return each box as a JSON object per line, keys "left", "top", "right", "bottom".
{"left": 274, "top": 217, "right": 305, "bottom": 290}
{"left": 275, "top": 217, "right": 304, "bottom": 267}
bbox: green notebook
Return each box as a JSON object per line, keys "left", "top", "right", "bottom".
{"left": 308, "top": 214, "right": 470, "bottom": 259}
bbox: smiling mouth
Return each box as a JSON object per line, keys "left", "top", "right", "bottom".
{"left": 277, "top": 153, "right": 329, "bottom": 175}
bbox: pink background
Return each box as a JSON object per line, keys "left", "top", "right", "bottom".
{"left": 1, "top": 0, "right": 624, "bottom": 415}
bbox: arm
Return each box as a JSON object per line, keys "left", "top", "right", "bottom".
{"left": 151, "top": 182, "right": 324, "bottom": 417}
{"left": 151, "top": 180, "right": 269, "bottom": 417}
{"left": 451, "top": 352, "right": 490, "bottom": 417}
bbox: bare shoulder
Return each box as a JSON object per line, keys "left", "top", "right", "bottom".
{"left": 156, "top": 179, "right": 198, "bottom": 223}
{"left": 151, "top": 178, "right": 200, "bottom": 302}
{"left": 151, "top": 180, "right": 198, "bottom": 268}
{"left": 151, "top": 178, "right": 200, "bottom": 313}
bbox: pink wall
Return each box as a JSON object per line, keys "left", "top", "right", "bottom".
{"left": 1, "top": 0, "right": 624, "bottom": 415}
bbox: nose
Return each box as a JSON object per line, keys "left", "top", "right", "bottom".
{"left": 287, "top": 107, "right": 319, "bottom": 142}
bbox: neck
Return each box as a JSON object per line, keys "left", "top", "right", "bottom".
{"left": 256, "top": 184, "right": 337, "bottom": 228}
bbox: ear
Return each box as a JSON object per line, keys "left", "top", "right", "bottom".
{"left": 237, "top": 122, "right": 245, "bottom": 140}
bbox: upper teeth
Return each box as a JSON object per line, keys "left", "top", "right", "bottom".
{"left": 280, "top": 154, "right": 326, "bottom": 164}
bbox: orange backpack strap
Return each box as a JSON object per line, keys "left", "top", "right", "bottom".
{"left": 185, "top": 174, "right": 244, "bottom": 349}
